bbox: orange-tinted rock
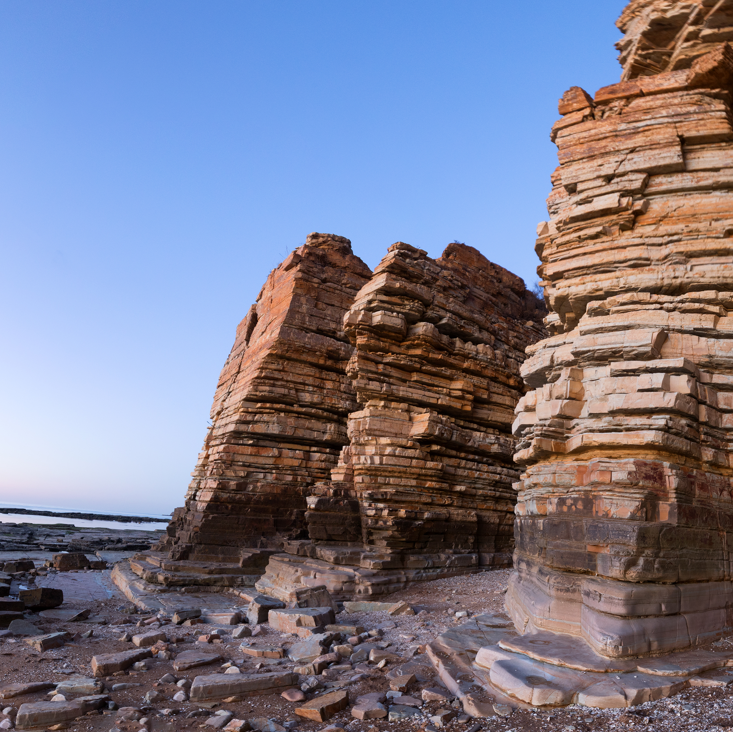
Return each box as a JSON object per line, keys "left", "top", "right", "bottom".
{"left": 159, "top": 233, "right": 371, "bottom": 563}
{"left": 510, "top": 5, "right": 733, "bottom": 660}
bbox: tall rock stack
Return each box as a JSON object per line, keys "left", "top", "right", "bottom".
{"left": 257, "top": 242, "right": 545, "bottom": 599}
{"left": 153, "top": 233, "right": 371, "bottom": 576}
{"left": 509, "top": 3, "right": 733, "bottom": 660}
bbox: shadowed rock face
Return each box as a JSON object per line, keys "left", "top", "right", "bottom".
{"left": 312, "top": 241, "right": 545, "bottom": 562}
{"left": 509, "top": 7, "right": 733, "bottom": 657}
{"left": 160, "top": 233, "right": 372, "bottom": 562}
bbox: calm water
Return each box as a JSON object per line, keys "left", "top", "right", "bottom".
{"left": 0, "top": 502, "right": 168, "bottom": 532}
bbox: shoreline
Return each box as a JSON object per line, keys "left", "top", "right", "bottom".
{"left": 0, "top": 506, "right": 169, "bottom": 524}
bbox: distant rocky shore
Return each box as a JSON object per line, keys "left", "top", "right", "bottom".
{"left": 0, "top": 507, "right": 168, "bottom": 524}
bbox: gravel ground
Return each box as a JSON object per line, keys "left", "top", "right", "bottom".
{"left": 1, "top": 567, "right": 733, "bottom": 732}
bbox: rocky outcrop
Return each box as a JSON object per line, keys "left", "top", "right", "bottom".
{"left": 508, "top": 8, "right": 733, "bottom": 661}
{"left": 158, "top": 233, "right": 371, "bottom": 566}
{"left": 257, "top": 242, "right": 545, "bottom": 598}
{"left": 134, "top": 234, "right": 543, "bottom": 594}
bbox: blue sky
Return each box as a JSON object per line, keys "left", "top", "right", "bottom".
{"left": 0, "top": 1, "right": 627, "bottom": 515}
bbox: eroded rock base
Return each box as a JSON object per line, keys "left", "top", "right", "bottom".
{"left": 429, "top": 616, "right": 733, "bottom": 709}
{"left": 256, "top": 545, "right": 509, "bottom": 601}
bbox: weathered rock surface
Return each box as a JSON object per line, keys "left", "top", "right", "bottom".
{"left": 258, "top": 241, "right": 544, "bottom": 598}
{"left": 155, "top": 233, "right": 372, "bottom": 569}
{"left": 189, "top": 671, "right": 298, "bottom": 702}
{"left": 125, "top": 232, "right": 543, "bottom": 598}
{"left": 511, "top": 8, "right": 733, "bottom": 660}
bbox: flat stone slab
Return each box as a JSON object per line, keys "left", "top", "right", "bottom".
{"left": 241, "top": 646, "right": 285, "bottom": 659}
{"left": 91, "top": 648, "right": 152, "bottom": 677}
{"left": 190, "top": 671, "right": 298, "bottom": 702}
{"left": 0, "top": 682, "right": 55, "bottom": 699}
{"left": 499, "top": 632, "right": 636, "bottom": 673}
{"left": 577, "top": 673, "right": 689, "bottom": 708}
{"left": 55, "top": 677, "right": 103, "bottom": 696}
{"left": 15, "top": 700, "right": 85, "bottom": 730}
{"left": 132, "top": 630, "right": 166, "bottom": 647}
{"left": 24, "top": 632, "right": 69, "bottom": 652}
{"left": 172, "top": 649, "right": 223, "bottom": 671}
{"left": 342, "top": 601, "right": 399, "bottom": 613}
{"left": 287, "top": 633, "right": 331, "bottom": 663}
{"left": 7, "top": 620, "right": 43, "bottom": 637}
{"left": 295, "top": 689, "right": 349, "bottom": 721}
{"left": 484, "top": 646, "right": 595, "bottom": 707}
{"left": 636, "top": 649, "right": 729, "bottom": 677}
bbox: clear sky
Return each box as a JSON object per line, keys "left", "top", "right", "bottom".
{"left": 0, "top": 1, "right": 627, "bottom": 516}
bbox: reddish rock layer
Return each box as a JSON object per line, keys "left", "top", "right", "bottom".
{"left": 509, "top": 30, "right": 733, "bottom": 655}
{"left": 160, "top": 233, "right": 371, "bottom": 562}
{"left": 257, "top": 242, "right": 545, "bottom": 598}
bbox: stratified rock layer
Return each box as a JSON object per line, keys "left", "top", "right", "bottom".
{"left": 159, "top": 233, "right": 371, "bottom": 564}
{"left": 508, "top": 18, "right": 733, "bottom": 658}
{"left": 258, "top": 242, "right": 545, "bottom": 598}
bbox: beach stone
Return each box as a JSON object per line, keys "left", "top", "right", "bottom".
{"left": 202, "top": 611, "right": 241, "bottom": 625}
{"left": 55, "top": 678, "right": 102, "bottom": 696}
{"left": 240, "top": 646, "right": 284, "bottom": 659}
{"left": 172, "top": 650, "right": 222, "bottom": 671}
{"left": 268, "top": 608, "right": 335, "bottom": 634}
{"left": 2, "top": 561, "right": 34, "bottom": 573}
{"left": 223, "top": 721, "right": 250, "bottom": 732}
{"left": 389, "top": 673, "right": 415, "bottom": 692}
{"left": 18, "top": 588, "right": 63, "bottom": 610}
{"left": 281, "top": 689, "right": 305, "bottom": 702}
{"left": 287, "top": 634, "right": 332, "bottom": 663}
{"left": 351, "top": 701, "right": 387, "bottom": 720}
{"left": 389, "top": 705, "right": 422, "bottom": 721}
{"left": 172, "top": 609, "right": 201, "bottom": 624}
{"left": 368, "top": 649, "right": 401, "bottom": 665}
{"left": 0, "top": 599, "right": 24, "bottom": 612}
{"left": 7, "top": 620, "right": 42, "bottom": 637}
{"left": 52, "top": 553, "right": 90, "bottom": 571}
{"left": 189, "top": 671, "right": 298, "bottom": 702}
{"left": 247, "top": 596, "right": 285, "bottom": 626}
{"left": 294, "top": 690, "right": 348, "bottom": 722}
{"left": 206, "top": 711, "right": 234, "bottom": 728}
{"left": 233, "top": 625, "right": 251, "bottom": 639}
{"left": 132, "top": 630, "right": 166, "bottom": 648}
{"left": 289, "top": 585, "right": 338, "bottom": 614}
{"left": 15, "top": 700, "right": 84, "bottom": 730}
{"left": 0, "top": 682, "right": 55, "bottom": 700}
{"left": 91, "top": 649, "right": 152, "bottom": 677}
{"left": 388, "top": 601, "right": 415, "bottom": 617}
{"left": 422, "top": 688, "right": 452, "bottom": 702}
{"left": 431, "top": 709, "right": 457, "bottom": 728}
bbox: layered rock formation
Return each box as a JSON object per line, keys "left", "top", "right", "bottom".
{"left": 132, "top": 234, "right": 544, "bottom": 592}
{"left": 258, "top": 242, "right": 545, "bottom": 598}
{"left": 508, "top": 8, "right": 733, "bottom": 661}
{"left": 156, "top": 233, "right": 371, "bottom": 573}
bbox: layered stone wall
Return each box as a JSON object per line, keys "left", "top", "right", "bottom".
{"left": 159, "top": 233, "right": 371, "bottom": 563}
{"left": 508, "top": 22, "right": 733, "bottom": 656}
{"left": 258, "top": 242, "right": 545, "bottom": 598}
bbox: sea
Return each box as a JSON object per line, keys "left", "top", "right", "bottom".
{"left": 0, "top": 502, "right": 169, "bottom": 532}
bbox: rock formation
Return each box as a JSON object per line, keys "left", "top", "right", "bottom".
{"left": 258, "top": 242, "right": 545, "bottom": 599}
{"left": 131, "top": 235, "right": 544, "bottom": 591}
{"left": 480, "top": 0, "right": 733, "bottom": 707}
{"left": 145, "top": 233, "right": 371, "bottom": 583}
